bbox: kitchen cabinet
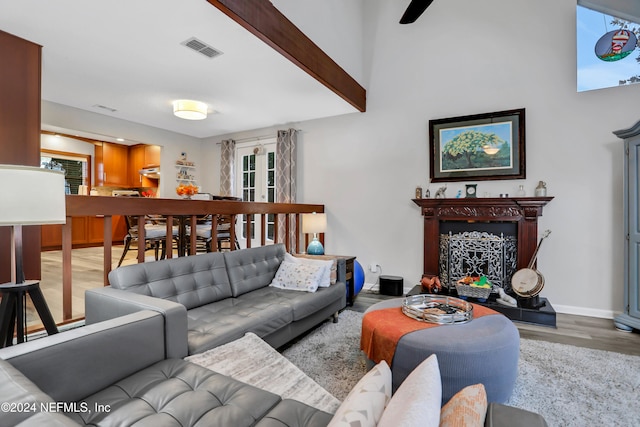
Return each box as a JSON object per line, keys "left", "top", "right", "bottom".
{"left": 128, "top": 144, "right": 161, "bottom": 187}
{"left": 95, "top": 142, "right": 128, "bottom": 186}
{"left": 144, "top": 144, "right": 161, "bottom": 167}
{"left": 41, "top": 215, "right": 127, "bottom": 250}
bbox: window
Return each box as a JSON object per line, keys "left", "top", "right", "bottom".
{"left": 235, "top": 139, "right": 277, "bottom": 246}
{"left": 577, "top": 3, "right": 640, "bottom": 92}
{"left": 41, "top": 150, "right": 90, "bottom": 195}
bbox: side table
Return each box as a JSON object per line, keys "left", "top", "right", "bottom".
{"left": 334, "top": 255, "right": 356, "bottom": 306}
{"left": 296, "top": 254, "right": 356, "bottom": 306}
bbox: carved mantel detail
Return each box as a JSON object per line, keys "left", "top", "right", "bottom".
{"left": 412, "top": 197, "right": 553, "bottom": 274}
{"left": 436, "top": 206, "right": 522, "bottom": 218}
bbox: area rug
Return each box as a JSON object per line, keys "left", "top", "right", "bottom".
{"left": 281, "top": 310, "right": 640, "bottom": 427}
{"left": 185, "top": 332, "right": 341, "bottom": 413}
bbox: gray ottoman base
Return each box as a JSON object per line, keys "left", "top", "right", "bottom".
{"left": 365, "top": 298, "right": 520, "bottom": 405}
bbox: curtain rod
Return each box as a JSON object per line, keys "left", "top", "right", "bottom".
{"left": 216, "top": 129, "right": 301, "bottom": 145}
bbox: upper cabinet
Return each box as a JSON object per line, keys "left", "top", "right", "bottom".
{"left": 143, "top": 144, "right": 161, "bottom": 167}
{"left": 128, "top": 144, "right": 161, "bottom": 187}
{"left": 96, "top": 142, "right": 161, "bottom": 188}
{"left": 95, "top": 142, "right": 129, "bottom": 186}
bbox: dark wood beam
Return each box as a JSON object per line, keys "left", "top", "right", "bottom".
{"left": 207, "top": 0, "right": 366, "bottom": 112}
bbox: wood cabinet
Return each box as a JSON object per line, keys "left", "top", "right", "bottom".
{"left": 95, "top": 142, "right": 129, "bottom": 186}
{"left": 144, "top": 144, "right": 161, "bottom": 167}
{"left": 103, "top": 143, "right": 129, "bottom": 186}
{"left": 614, "top": 120, "right": 640, "bottom": 332}
{"left": 128, "top": 144, "right": 161, "bottom": 187}
{"left": 0, "top": 30, "right": 42, "bottom": 283}
{"left": 41, "top": 215, "right": 127, "bottom": 250}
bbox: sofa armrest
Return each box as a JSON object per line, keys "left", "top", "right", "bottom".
{"left": 85, "top": 287, "right": 188, "bottom": 359}
{"left": 0, "top": 311, "right": 165, "bottom": 404}
{"left": 485, "top": 403, "right": 548, "bottom": 427}
{"left": 293, "top": 254, "right": 347, "bottom": 285}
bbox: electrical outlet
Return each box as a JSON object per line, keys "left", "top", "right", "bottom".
{"left": 369, "top": 263, "right": 379, "bottom": 273}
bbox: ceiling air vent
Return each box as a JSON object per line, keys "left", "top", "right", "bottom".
{"left": 92, "top": 104, "right": 117, "bottom": 113}
{"left": 181, "top": 37, "right": 223, "bottom": 59}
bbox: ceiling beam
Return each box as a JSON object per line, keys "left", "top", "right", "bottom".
{"left": 206, "top": 0, "right": 366, "bottom": 112}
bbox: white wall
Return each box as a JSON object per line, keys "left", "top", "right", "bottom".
{"left": 206, "top": 0, "right": 640, "bottom": 318}
{"left": 271, "top": 0, "right": 365, "bottom": 85}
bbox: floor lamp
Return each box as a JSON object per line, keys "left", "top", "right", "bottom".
{"left": 0, "top": 165, "right": 66, "bottom": 346}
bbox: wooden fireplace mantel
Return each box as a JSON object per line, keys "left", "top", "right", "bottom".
{"left": 412, "top": 197, "right": 553, "bottom": 275}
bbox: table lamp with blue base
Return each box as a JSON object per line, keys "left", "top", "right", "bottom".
{"left": 302, "top": 212, "right": 326, "bottom": 255}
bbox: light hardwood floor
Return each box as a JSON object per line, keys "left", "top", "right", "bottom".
{"left": 33, "top": 247, "right": 640, "bottom": 356}
{"left": 36, "top": 245, "right": 162, "bottom": 324}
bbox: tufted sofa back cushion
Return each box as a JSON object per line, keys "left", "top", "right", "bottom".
{"left": 108, "top": 252, "right": 232, "bottom": 309}
{"left": 224, "top": 244, "right": 285, "bottom": 297}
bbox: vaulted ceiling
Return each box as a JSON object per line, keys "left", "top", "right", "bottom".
{"left": 0, "top": 0, "right": 364, "bottom": 141}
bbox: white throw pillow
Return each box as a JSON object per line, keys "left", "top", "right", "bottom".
{"left": 285, "top": 253, "right": 335, "bottom": 287}
{"left": 327, "top": 360, "right": 392, "bottom": 427}
{"left": 269, "top": 261, "right": 324, "bottom": 292}
{"left": 377, "top": 354, "right": 442, "bottom": 427}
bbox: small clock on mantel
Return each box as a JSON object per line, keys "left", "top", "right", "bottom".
{"left": 465, "top": 184, "right": 477, "bottom": 198}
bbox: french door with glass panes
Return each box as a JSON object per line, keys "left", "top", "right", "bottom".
{"left": 235, "top": 140, "right": 276, "bottom": 248}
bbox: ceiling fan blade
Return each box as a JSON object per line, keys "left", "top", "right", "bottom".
{"left": 399, "top": 0, "right": 434, "bottom": 24}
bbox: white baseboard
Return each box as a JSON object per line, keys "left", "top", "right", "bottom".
{"left": 547, "top": 304, "right": 618, "bottom": 320}
{"left": 363, "top": 282, "right": 379, "bottom": 293}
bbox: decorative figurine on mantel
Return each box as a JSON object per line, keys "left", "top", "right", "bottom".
{"left": 535, "top": 181, "right": 547, "bottom": 197}
{"left": 435, "top": 185, "right": 447, "bottom": 199}
{"left": 421, "top": 273, "right": 442, "bottom": 294}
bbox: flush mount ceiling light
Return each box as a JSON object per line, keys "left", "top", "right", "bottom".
{"left": 173, "top": 100, "right": 208, "bottom": 120}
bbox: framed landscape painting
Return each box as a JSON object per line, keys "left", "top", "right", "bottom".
{"left": 429, "top": 108, "right": 525, "bottom": 182}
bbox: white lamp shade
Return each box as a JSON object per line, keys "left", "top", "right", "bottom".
{"left": 302, "top": 213, "right": 327, "bottom": 234}
{"left": 0, "top": 165, "right": 67, "bottom": 226}
{"left": 173, "top": 99, "right": 208, "bottom": 120}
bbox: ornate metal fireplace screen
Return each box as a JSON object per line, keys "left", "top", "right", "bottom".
{"left": 439, "top": 231, "right": 517, "bottom": 293}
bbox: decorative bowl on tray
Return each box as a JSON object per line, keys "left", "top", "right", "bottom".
{"left": 402, "top": 294, "right": 473, "bottom": 324}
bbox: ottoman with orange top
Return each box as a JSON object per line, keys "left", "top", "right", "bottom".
{"left": 361, "top": 298, "right": 519, "bottom": 405}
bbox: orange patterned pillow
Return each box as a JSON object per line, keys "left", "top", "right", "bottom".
{"left": 439, "top": 384, "right": 487, "bottom": 427}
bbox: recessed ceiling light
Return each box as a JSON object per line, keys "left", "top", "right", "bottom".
{"left": 116, "top": 138, "right": 125, "bottom": 142}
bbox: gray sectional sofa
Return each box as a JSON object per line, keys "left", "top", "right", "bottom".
{"left": 85, "top": 244, "right": 346, "bottom": 356}
{"left": 0, "top": 310, "right": 332, "bottom": 427}
{"left": 0, "top": 243, "right": 548, "bottom": 427}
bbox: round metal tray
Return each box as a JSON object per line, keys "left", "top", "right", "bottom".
{"left": 402, "top": 294, "right": 474, "bottom": 324}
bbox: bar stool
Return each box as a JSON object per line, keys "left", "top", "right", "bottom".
{"left": 0, "top": 280, "right": 58, "bottom": 347}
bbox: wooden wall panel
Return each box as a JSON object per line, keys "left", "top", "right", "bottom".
{"left": 0, "top": 30, "right": 42, "bottom": 283}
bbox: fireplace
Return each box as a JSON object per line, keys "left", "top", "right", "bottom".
{"left": 413, "top": 197, "right": 553, "bottom": 276}
{"left": 412, "top": 196, "right": 556, "bottom": 326}
{"left": 439, "top": 221, "right": 518, "bottom": 292}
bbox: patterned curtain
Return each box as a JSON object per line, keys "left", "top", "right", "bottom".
{"left": 219, "top": 139, "right": 236, "bottom": 196}
{"left": 276, "top": 129, "right": 297, "bottom": 249}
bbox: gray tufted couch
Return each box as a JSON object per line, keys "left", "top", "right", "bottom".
{"left": 0, "top": 310, "right": 332, "bottom": 427}
{"left": 84, "top": 244, "right": 347, "bottom": 356}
